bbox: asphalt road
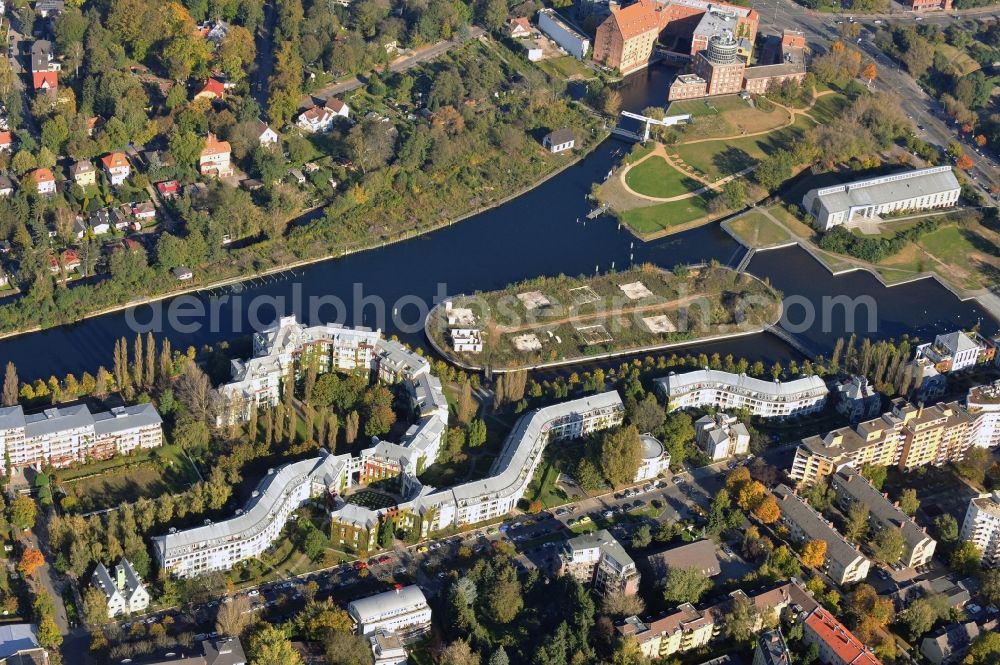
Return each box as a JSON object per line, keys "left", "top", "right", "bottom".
{"left": 753, "top": 0, "right": 999, "bottom": 197}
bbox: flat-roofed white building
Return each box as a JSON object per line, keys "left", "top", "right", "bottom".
{"left": 960, "top": 492, "right": 1000, "bottom": 566}
{"left": 967, "top": 381, "right": 1000, "bottom": 448}
{"left": 0, "top": 403, "right": 163, "bottom": 473}
{"left": 347, "top": 586, "right": 431, "bottom": 638}
{"left": 153, "top": 451, "right": 351, "bottom": 578}
{"left": 803, "top": 166, "right": 961, "bottom": 231}
{"left": 656, "top": 369, "right": 828, "bottom": 419}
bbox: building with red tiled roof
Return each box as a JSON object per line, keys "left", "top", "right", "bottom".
{"left": 194, "top": 78, "right": 226, "bottom": 101}
{"left": 199, "top": 133, "right": 233, "bottom": 178}
{"left": 804, "top": 607, "right": 882, "bottom": 665}
{"left": 507, "top": 17, "right": 532, "bottom": 38}
{"left": 100, "top": 152, "right": 131, "bottom": 186}
{"left": 324, "top": 97, "right": 350, "bottom": 118}
{"left": 593, "top": 0, "right": 662, "bottom": 75}
{"left": 0, "top": 132, "right": 13, "bottom": 152}
{"left": 31, "top": 168, "right": 56, "bottom": 195}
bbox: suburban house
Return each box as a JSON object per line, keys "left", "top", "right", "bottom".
{"left": 542, "top": 128, "right": 575, "bottom": 153}
{"left": 69, "top": 159, "right": 96, "bottom": 188}
{"left": 30, "top": 168, "right": 56, "bottom": 196}
{"left": 194, "top": 77, "right": 226, "bottom": 101}
{"left": 508, "top": 16, "right": 532, "bottom": 38}
{"left": 0, "top": 132, "right": 12, "bottom": 152}
{"left": 325, "top": 96, "right": 350, "bottom": 119}
{"left": 0, "top": 624, "right": 50, "bottom": 664}
{"left": 100, "top": 152, "right": 131, "bottom": 186}
{"left": 296, "top": 105, "right": 336, "bottom": 133}
{"left": 91, "top": 558, "right": 150, "bottom": 618}
{"left": 157, "top": 180, "right": 179, "bottom": 198}
{"left": 35, "top": 0, "right": 64, "bottom": 17}
{"left": 199, "top": 133, "right": 233, "bottom": 178}
{"left": 0, "top": 175, "right": 14, "bottom": 197}
{"left": 132, "top": 201, "right": 156, "bottom": 222}
{"left": 30, "top": 40, "right": 60, "bottom": 92}
{"left": 257, "top": 120, "right": 279, "bottom": 146}
{"left": 835, "top": 375, "right": 882, "bottom": 423}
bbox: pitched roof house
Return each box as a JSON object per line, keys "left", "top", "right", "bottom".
{"left": 0, "top": 132, "right": 12, "bottom": 152}
{"left": 91, "top": 558, "right": 150, "bottom": 617}
{"left": 100, "top": 152, "right": 131, "bottom": 186}
{"left": 199, "top": 133, "right": 233, "bottom": 178}
{"left": 296, "top": 105, "right": 335, "bottom": 133}
{"left": 69, "top": 159, "right": 96, "bottom": 187}
{"left": 257, "top": 120, "right": 279, "bottom": 146}
{"left": 508, "top": 17, "right": 532, "bottom": 38}
{"left": 195, "top": 77, "right": 226, "bottom": 101}
{"left": 30, "top": 40, "right": 60, "bottom": 92}
{"left": 31, "top": 168, "right": 56, "bottom": 195}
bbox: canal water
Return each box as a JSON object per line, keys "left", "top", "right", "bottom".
{"left": 0, "top": 66, "right": 995, "bottom": 382}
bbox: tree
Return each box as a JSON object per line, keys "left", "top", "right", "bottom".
{"left": 602, "top": 592, "right": 645, "bottom": 618}
{"left": 216, "top": 595, "right": 252, "bottom": 636}
{"left": 900, "top": 595, "right": 945, "bottom": 640}
{"left": 248, "top": 625, "right": 302, "bottom": 665}
{"left": 898, "top": 488, "right": 919, "bottom": 516}
{"left": 482, "top": 564, "right": 522, "bottom": 624}
{"left": 967, "top": 632, "right": 1000, "bottom": 665}
{"left": 752, "top": 496, "right": 781, "bottom": 524}
{"left": 2, "top": 362, "right": 17, "bottom": 406}
{"left": 323, "top": 631, "right": 373, "bottom": 665}
{"left": 487, "top": 648, "right": 510, "bottom": 665}
{"left": 662, "top": 566, "right": 712, "bottom": 605}
{"left": 801, "top": 539, "right": 827, "bottom": 568}
{"left": 600, "top": 425, "right": 642, "bottom": 487}
{"left": 844, "top": 502, "right": 869, "bottom": 542}
{"left": 457, "top": 381, "right": 476, "bottom": 425}
{"left": 950, "top": 540, "right": 981, "bottom": 575}
{"left": 440, "top": 639, "right": 480, "bottom": 665}
{"left": 872, "top": 526, "right": 906, "bottom": 565}
{"left": 862, "top": 62, "right": 877, "bottom": 84}
{"left": 726, "top": 593, "right": 759, "bottom": 643}
{"left": 629, "top": 393, "right": 664, "bottom": 434}
{"left": 18, "top": 548, "right": 44, "bottom": 577}
{"left": 82, "top": 587, "right": 109, "bottom": 626}
{"left": 957, "top": 153, "right": 975, "bottom": 170}
{"left": 10, "top": 495, "right": 37, "bottom": 530}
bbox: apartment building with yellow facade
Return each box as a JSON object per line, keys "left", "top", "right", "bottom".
{"left": 790, "top": 399, "right": 977, "bottom": 486}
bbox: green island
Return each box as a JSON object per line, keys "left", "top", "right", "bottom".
{"left": 426, "top": 264, "right": 782, "bottom": 371}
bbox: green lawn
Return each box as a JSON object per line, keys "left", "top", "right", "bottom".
{"left": 724, "top": 211, "right": 793, "bottom": 249}
{"left": 620, "top": 195, "right": 712, "bottom": 234}
{"left": 536, "top": 56, "right": 593, "bottom": 80}
{"left": 667, "top": 95, "right": 789, "bottom": 142}
{"left": 809, "top": 95, "right": 851, "bottom": 124}
{"left": 57, "top": 444, "right": 201, "bottom": 512}
{"left": 672, "top": 114, "right": 816, "bottom": 180}
{"left": 624, "top": 156, "right": 703, "bottom": 199}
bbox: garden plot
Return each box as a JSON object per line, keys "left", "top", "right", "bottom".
{"left": 642, "top": 315, "right": 676, "bottom": 333}
{"left": 619, "top": 281, "right": 654, "bottom": 300}
{"left": 577, "top": 324, "right": 613, "bottom": 345}
{"left": 517, "top": 291, "right": 552, "bottom": 310}
{"left": 569, "top": 285, "right": 601, "bottom": 307}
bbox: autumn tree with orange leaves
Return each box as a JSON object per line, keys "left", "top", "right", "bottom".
{"left": 752, "top": 496, "right": 781, "bottom": 524}
{"left": 957, "top": 154, "right": 975, "bottom": 170}
{"left": 801, "top": 539, "right": 828, "bottom": 568}
{"left": 862, "top": 63, "right": 877, "bottom": 83}
{"left": 18, "top": 548, "right": 44, "bottom": 577}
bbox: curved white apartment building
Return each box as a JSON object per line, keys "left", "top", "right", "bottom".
{"left": 656, "top": 369, "right": 828, "bottom": 419}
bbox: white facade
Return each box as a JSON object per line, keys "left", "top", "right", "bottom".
{"left": 91, "top": 558, "right": 150, "bottom": 618}
{"left": 960, "top": 492, "right": 1000, "bottom": 567}
{"left": 695, "top": 413, "right": 750, "bottom": 461}
{"left": 450, "top": 328, "right": 483, "bottom": 353}
{"left": 918, "top": 331, "right": 984, "bottom": 373}
{"left": 635, "top": 433, "right": 671, "bottom": 482}
{"left": 656, "top": 369, "right": 828, "bottom": 419}
{"left": 0, "top": 403, "right": 163, "bottom": 473}
{"left": 967, "top": 381, "right": 1000, "bottom": 448}
{"left": 803, "top": 166, "right": 961, "bottom": 231}
{"left": 348, "top": 586, "right": 431, "bottom": 637}
{"left": 153, "top": 452, "right": 351, "bottom": 578}
{"left": 537, "top": 9, "right": 590, "bottom": 59}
